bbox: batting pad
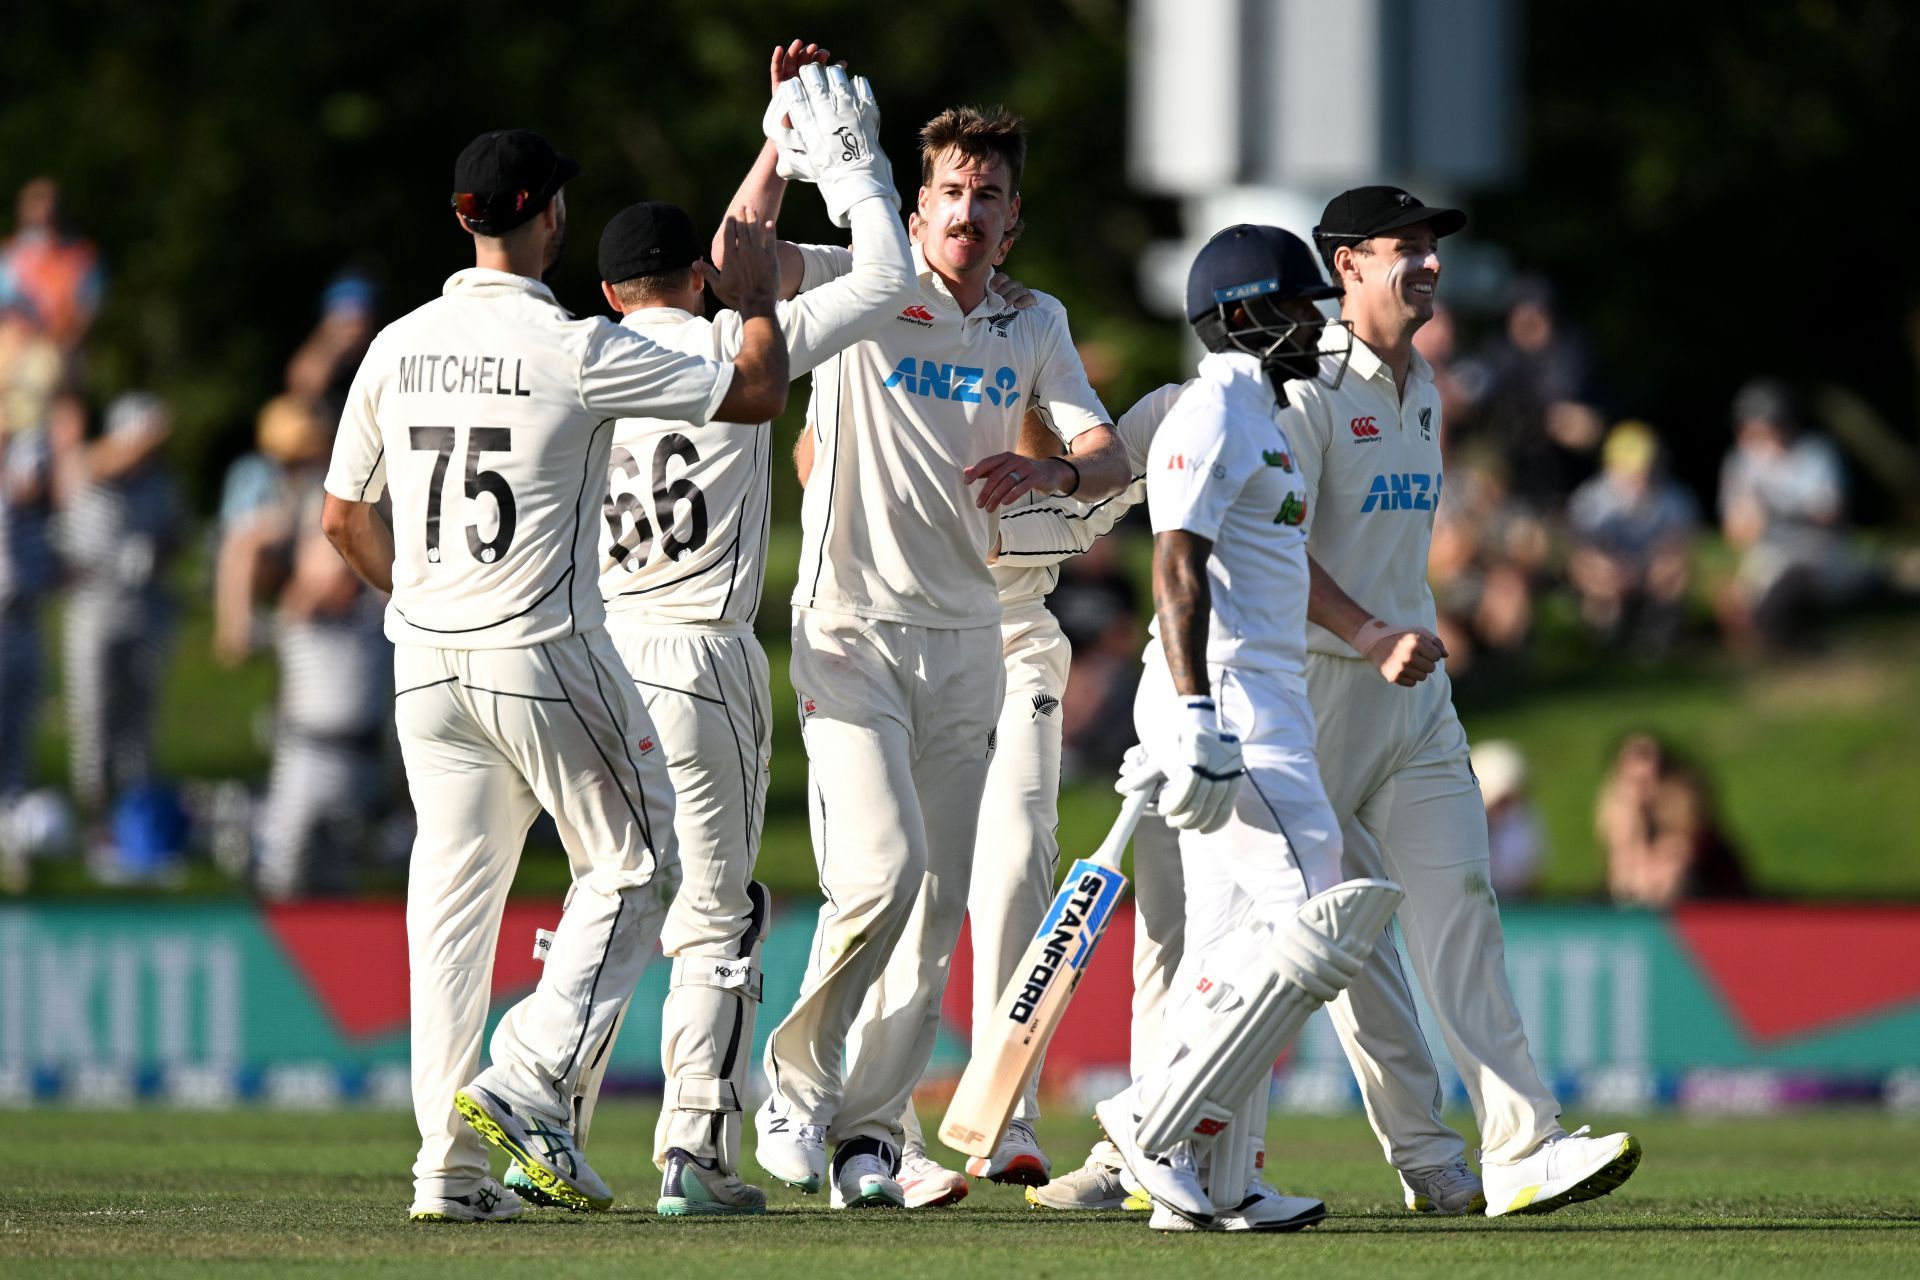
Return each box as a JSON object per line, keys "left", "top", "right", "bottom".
{"left": 1136, "top": 878, "right": 1403, "bottom": 1154}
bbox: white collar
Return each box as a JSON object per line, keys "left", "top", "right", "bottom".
{"left": 443, "top": 267, "right": 560, "bottom": 307}
{"left": 1197, "top": 351, "right": 1278, "bottom": 413}
{"left": 910, "top": 243, "right": 1006, "bottom": 318}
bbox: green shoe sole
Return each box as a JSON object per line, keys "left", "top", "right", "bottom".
{"left": 657, "top": 1197, "right": 767, "bottom": 1217}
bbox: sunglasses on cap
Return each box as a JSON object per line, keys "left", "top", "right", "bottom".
{"left": 452, "top": 190, "right": 533, "bottom": 223}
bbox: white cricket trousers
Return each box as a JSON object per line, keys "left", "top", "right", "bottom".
{"left": 900, "top": 603, "right": 1068, "bottom": 1150}
{"left": 609, "top": 619, "right": 772, "bottom": 1169}
{"left": 394, "top": 631, "right": 679, "bottom": 1201}
{"left": 773, "top": 609, "right": 1002, "bottom": 1149}
{"left": 1308, "top": 655, "right": 1561, "bottom": 1166}
{"left": 1135, "top": 654, "right": 1342, "bottom": 1195}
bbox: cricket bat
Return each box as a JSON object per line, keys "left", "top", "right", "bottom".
{"left": 939, "top": 778, "right": 1160, "bottom": 1158}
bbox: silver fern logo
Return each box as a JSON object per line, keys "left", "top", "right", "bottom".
{"left": 1032, "top": 693, "right": 1061, "bottom": 719}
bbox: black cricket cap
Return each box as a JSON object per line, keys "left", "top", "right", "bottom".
{"left": 1313, "top": 185, "right": 1466, "bottom": 269}
{"left": 451, "top": 129, "right": 579, "bottom": 235}
{"left": 1185, "top": 224, "right": 1338, "bottom": 324}
{"left": 598, "top": 201, "right": 702, "bottom": 284}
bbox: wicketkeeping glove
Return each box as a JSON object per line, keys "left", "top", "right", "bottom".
{"left": 1157, "top": 697, "right": 1244, "bottom": 834}
{"left": 772, "top": 63, "right": 897, "bottom": 227}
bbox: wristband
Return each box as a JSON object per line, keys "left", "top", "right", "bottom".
{"left": 1177, "top": 695, "right": 1218, "bottom": 732}
{"left": 1058, "top": 457, "right": 1081, "bottom": 497}
{"left": 1347, "top": 617, "right": 1396, "bottom": 655}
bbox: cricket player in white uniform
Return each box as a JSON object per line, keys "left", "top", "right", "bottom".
{"left": 889, "top": 380, "right": 1189, "bottom": 1206}
{"left": 1091, "top": 224, "right": 1412, "bottom": 1233}
{"left": 1300, "top": 185, "right": 1641, "bottom": 1216}
{"left": 753, "top": 104, "right": 1133, "bottom": 1208}
{"left": 321, "top": 127, "right": 792, "bottom": 1223}
{"left": 558, "top": 61, "right": 915, "bottom": 1218}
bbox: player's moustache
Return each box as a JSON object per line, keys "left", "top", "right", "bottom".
{"left": 946, "top": 221, "right": 985, "bottom": 243}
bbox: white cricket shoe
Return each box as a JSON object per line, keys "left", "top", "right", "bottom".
{"left": 754, "top": 1094, "right": 828, "bottom": 1194}
{"left": 1147, "top": 1181, "right": 1326, "bottom": 1233}
{"left": 453, "top": 1085, "right": 610, "bottom": 1211}
{"left": 1025, "top": 1141, "right": 1141, "bottom": 1211}
{"left": 830, "top": 1141, "right": 905, "bottom": 1209}
{"left": 1400, "top": 1160, "right": 1486, "bottom": 1215}
{"left": 1482, "top": 1126, "right": 1642, "bottom": 1216}
{"left": 408, "top": 1176, "right": 523, "bottom": 1223}
{"left": 1217, "top": 1181, "right": 1327, "bottom": 1232}
{"left": 657, "top": 1147, "right": 768, "bottom": 1216}
{"left": 898, "top": 1147, "right": 969, "bottom": 1208}
{"left": 1094, "top": 1095, "right": 1212, "bottom": 1226}
{"left": 964, "top": 1117, "right": 1051, "bottom": 1186}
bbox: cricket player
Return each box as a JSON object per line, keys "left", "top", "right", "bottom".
{"left": 575, "top": 58, "right": 916, "bottom": 1217}
{"left": 321, "top": 126, "right": 791, "bottom": 1222}
{"left": 753, "top": 103, "right": 1133, "bottom": 1209}
{"left": 889, "top": 381, "right": 1187, "bottom": 1207}
{"left": 1091, "top": 223, "right": 1411, "bottom": 1233}
{"left": 1299, "top": 185, "right": 1640, "bottom": 1216}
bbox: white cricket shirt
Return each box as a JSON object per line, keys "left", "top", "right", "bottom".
{"left": 792, "top": 245, "right": 1110, "bottom": 628}
{"left": 600, "top": 197, "right": 913, "bottom": 627}
{"left": 1287, "top": 329, "right": 1445, "bottom": 656}
{"left": 1145, "top": 352, "right": 1312, "bottom": 675}
{"left": 992, "top": 381, "right": 1186, "bottom": 609}
{"left": 324, "top": 268, "right": 732, "bottom": 649}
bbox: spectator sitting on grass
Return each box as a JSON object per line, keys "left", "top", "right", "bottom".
{"left": 1566, "top": 421, "right": 1697, "bottom": 659}
{"left": 1474, "top": 739, "right": 1544, "bottom": 899}
{"left": 1716, "top": 378, "right": 1872, "bottom": 655}
{"left": 1597, "top": 732, "right": 1751, "bottom": 908}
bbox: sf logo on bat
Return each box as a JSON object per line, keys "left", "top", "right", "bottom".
{"left": 1010, "top": 871, "right": 1111, "bottom": 1025}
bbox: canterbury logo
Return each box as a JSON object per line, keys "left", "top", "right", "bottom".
{"left": 1031, "top": 693, "right": 1060, "bottom": 719}
{"left": 636, "top": 736, "right": 655, "bottom": 754}
{"left": 1350, "top": 416, "right": 1381, "bottom": 439}
{"left": 1194, "top": 1118, "right": 1228, "bottom": 1137}
{"left": 898, "top": 304, "right": 935, "bottom": 324}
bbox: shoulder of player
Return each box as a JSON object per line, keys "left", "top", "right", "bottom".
{"left": 1152, "top": 377, "right": 1243, "bottom": 453}
{"left": 1013, "top": 288, "right": 1072, "bottom": 332}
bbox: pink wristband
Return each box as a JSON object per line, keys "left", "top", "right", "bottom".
{"left": 1348, "top": 618, "right": 1396, "bottom": 655}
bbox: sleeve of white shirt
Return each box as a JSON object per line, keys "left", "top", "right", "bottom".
{"left": 322, "top": 342, "right": 389, "bottom": 503}
{"left": 1284, "top": 383, "right": 1335, "bottom": 536}
{"left": 1028, "top": 296, "right": 1111, "bottom": 444}
{"left": 994, "top": 381, "right": 1184, "bottom": 564}
{"left": 578, "top": 320, "right": 733, "bottom": 424}
{"left": 1146, "top": 380, "right": 1252, "bottom": 542}
{"left": 791, "top": 243, "right": 856, "bottom": 291}
{"left": 707, "top": 199, "right": 915, "bottom": 375}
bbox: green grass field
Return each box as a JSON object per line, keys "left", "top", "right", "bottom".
{"left": 3, "top": 1104, "right": 1917, "bottom": 1277}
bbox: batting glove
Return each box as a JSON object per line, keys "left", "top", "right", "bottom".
{"left": 1158, "top": 697, "right": 1243, "bottom": 834}
{"left": 773, "top": 63, "right": 897, "bottom": 227}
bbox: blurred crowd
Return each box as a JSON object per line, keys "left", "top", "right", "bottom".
{"left": 1, "top": 176, "right": 400, "bottom": 897}
{"left": 0, "top": 173, "right": 1904, "bottom": 903}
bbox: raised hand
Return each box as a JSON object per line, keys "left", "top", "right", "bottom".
{"left": 721, "top": 204, "right": 781, "bottom": 317}
{"left": 773, "top": 63, "right": 897, "bottom": 226}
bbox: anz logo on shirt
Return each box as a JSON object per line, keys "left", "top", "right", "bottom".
{"left": 883, "top": 359, "right": 1021, "bottom": 408}
{"left": 1358, "top": 472, "right": 1442, "bottom": 514}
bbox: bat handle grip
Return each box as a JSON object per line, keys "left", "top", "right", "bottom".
{"left": 1088, "top": 775, "right": 1159, "bottom": 872}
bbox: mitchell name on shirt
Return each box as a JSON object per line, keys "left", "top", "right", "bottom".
{"left": 395, "top": 353, "right": 533, "bottom": 397}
